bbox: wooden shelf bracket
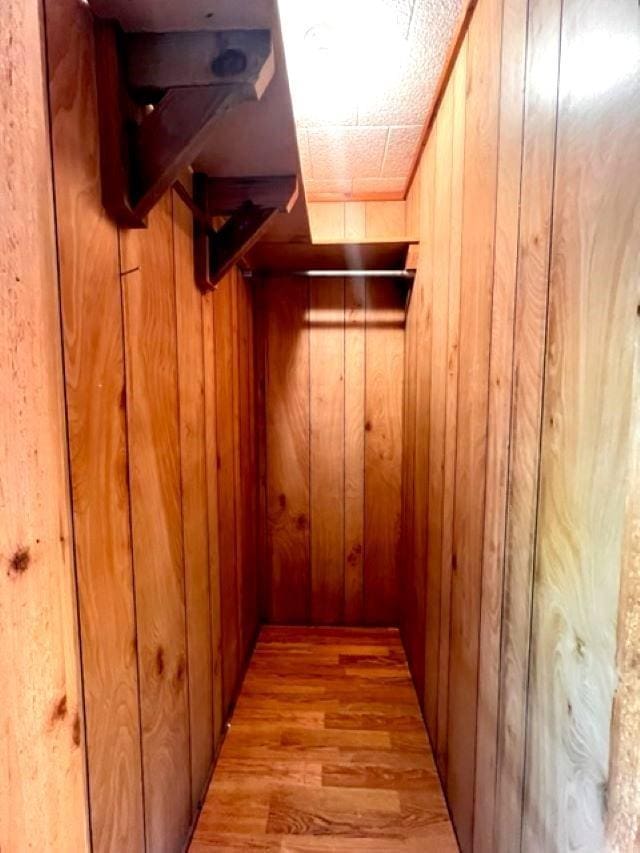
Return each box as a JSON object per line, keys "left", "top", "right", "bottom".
{"left": 94, "top": 21, "right": 275, "bottom": 227}
{"left": 188, "top": 174, "right": 298, "bottom": 292}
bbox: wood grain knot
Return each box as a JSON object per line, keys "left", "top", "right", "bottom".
{"left": 8, "top": 546, "right": 30, "bottom": 577}
{"left": 175, "top": 655, "right": 186, "bottom": 686}
{"left": 72, "top": 712, "right": 81, "bottom": 746}
{"left": 296, "top": 513, "right": 308, "bottom": 530}
{"left": 347, "top": 544, "right": 362, "bottom": 566}
{"left": 51, "top": 694, "right": 68, "bottom": 724}
{"left": 156, "top": 646, "right": 165, "bottom": 676}
{"left": 365, "top": 420, "right": 373, "bottom": 432}
{"left": 278, "top": 493, "right": 287, "bottom": 509}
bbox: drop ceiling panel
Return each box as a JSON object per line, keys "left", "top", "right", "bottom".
{"left": 279, "top": 0, "right": 463, "bottom": 200}
{"left": 307, "top": 127, "right": 389, "bottom": 179}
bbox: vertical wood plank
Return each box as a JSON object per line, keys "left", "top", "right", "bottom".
{"left": 364, "top": 279, "right": 405, "bottom": 625}
{"left": 173, "top": 180, "right": 214, "bottom": 808}
{"left": 436, "top": 38, "right": 467, "bottom": 779}
{"left": 212, "top": 272, "right": 240, "bottom": 715}
{"left": 238, "top": 272, "right": 259, "bottom": 654}
{"left": 0, "top": 0, "right": 89, "bottom": 846}
{"left": 265, "top": 279, "right": 311, "bottom": 623}
{"left": 44, "top": 0, "right": 145, "bottom": 847}
{"left": 308, "top": 202, "right": 345, "bottom": 242}
{"left": 120, "top": 193, "right": 191, "bottom": 853}
{"left": 401, "top": 251, "right": 420, "bottom": 671}
{"left": 472, "top": 0, "right": 529, "bottom": 847}
{"left": 411, "top": 135, "right": 435, "bottom": 708}
{"left": 202, "top": 291, "right": 223, "bottom": 752}
{"left": 310, "top": 278, "right": 345, "bottom": 624}
{"left": 447, "top": 0, "right": 503, "bottom": 844}
{"left": 492, "top": 0, "right": 562, "bottom": 847}
{"left": 522, "top": 0, "right": 640, "bottom": 848}
{"left": 253, "top": 281, "right": 270, "bottom": 623}
{"left": 345, "top": 202, "right": 366, "bottom": 241}
{"left": 365, "top": 201, "right": 406, "bottom": 241}
{"left": 425, "top": 86, "right": 454, "bottom": 736}
{"left": 344, "top": 279, "right": 366, "bottom": 624}
{"left": 230, "top": 272, "right": 245, "bottom": 675}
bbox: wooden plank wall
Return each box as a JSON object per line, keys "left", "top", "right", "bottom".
{"left": 256, "top": 277, "right": 404, "bottom": 626}
{"left": 0, "top": 0, "right": 89, "bottom": 847}
{"left": 399, "top": 0, "right": 640, "bottom": 850}
{"left": 42, "top": 1, "right": 260, "bottom": 849}
{"left": 308, "top": 200, "right": 415, "bottom": 243}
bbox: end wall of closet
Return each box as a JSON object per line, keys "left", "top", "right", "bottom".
{"left": 254, "top": 276, "right": 405, "bottom": 625}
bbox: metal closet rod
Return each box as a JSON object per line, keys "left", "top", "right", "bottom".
{"left": 243, "top": 269, "right": 415, "bottom": 278}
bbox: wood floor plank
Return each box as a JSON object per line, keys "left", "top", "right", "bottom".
{"left": 190, "top": 627, "right": 457, "bottom": 851}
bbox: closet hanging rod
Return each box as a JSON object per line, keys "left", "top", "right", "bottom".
{"left": 243, "top": 269, "right": 415, "bottom": 278}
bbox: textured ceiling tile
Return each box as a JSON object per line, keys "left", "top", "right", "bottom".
{"left": 307, "top": 127, "right": 388, "bottom": 179}
{"left": 358, "top": 68, "right": 433, "bottom": 127}
{"left": 305, "top": 178, "right": 353, "bottom": 192}
{"left": 382, "top": 126, "right": 423, "bottom": 177}
{"left": 280, "top": 0, "right": 464, "bottom": 196}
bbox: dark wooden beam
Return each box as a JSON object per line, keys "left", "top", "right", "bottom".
{"left": 207, "top": 202, "right": 278, "bottom": 290}
{"left": 94, "top": 21, "right": 274, "bottom": 227}
{"left": 131, "top": 85, "right": 254, "bottom": 221}
{"left": 124, "top": 30, "right": 274, "bottom": 94}
{"left": 245, "top": 241, "right": 412, "bottom": 274}
{"left": 187, "top": 173, "right": 298, "bottom": 292}
{"left": 205, "top": 175, "right": 298, "bottom": 216}
{"left": 193, "top": 173, "right": 213, "bottom": 292}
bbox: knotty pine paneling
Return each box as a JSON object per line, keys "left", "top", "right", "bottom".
{"left": 493, "top": 0, "right": 561, "bottom": 847}
{"left": 400, "top": 0, "right": 640, "bottom": 850}
{"left": 173, "top": 175, "right": 214, "bottom": 809}
{"left": 472, "top": 0, "right": 528, "bottom": 846}
{"left": 408, "top": 135, "right": 434, "bottom": 703}
{"left": 310, "top": 279, "right": 346, "bottom": 624}
{"left": 447, "top": 0, "right": 503, "bottom": 844}
{"left": 363, "top": 280, "right": 405, "bottom": 625}
{"left": 120, "top": 194, "right": 192, "bottom": 852}
{"left": 44, "top": 0, "right": 145, "bottom": 848}
{"left": 522, "top": 0, "right": 640, "bottom": 848}
{"left": 424, "top": 82, "right": 454, "bottom": 738}
{"left": 436, "top": 40, "right": 466, "bottom": 782}
{"left": 42, "top": 3, "right": 259, "bottom": 847}
{"left": 212, "top": 271, "right": 241, "bottom": 718}
{"left": 206, "top": 266, "right": 259, "bottom": 722}
{"left": 343, "top": 280, "right": 366, "bottom": 624}
{"left": 308, "top": 200, "right": 409, "bottom": 244}
{"left": 202, "top": 288, "right": 224, "bottom": 754}
{"left": 1, "top": 0, "right": 89, "bottom": 847}
{"left": 262, "top": 278, "right": 311, "bottom": 624}
{"left": 258, "top": 277, "right": 404, "bottom": 626}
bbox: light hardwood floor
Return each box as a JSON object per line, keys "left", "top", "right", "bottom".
{"left": 190, "top": 626, "right": 458, "bottom": 851}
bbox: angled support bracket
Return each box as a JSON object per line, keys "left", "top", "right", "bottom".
{"left": 94, "top": 22, "right": 274, "bottom": 227}
{"left": 189, "top": 174, "right": 298, "bottom": 292}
